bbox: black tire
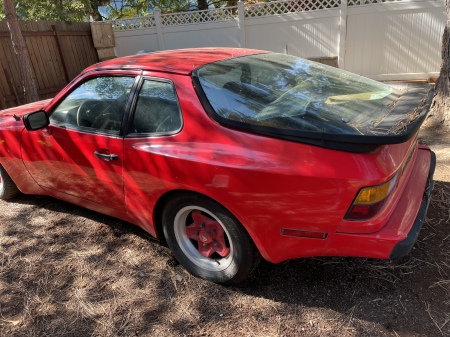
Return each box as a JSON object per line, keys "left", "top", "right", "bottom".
{"left": 0, "top": 165, "right": 20, "bottom": 200}
{"left": 162, "top": 193, "right": 260, "bottom": 284}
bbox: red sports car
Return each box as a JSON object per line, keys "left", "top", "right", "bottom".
{"left": 0, "top": 48, "right": 435, "bottom": 284}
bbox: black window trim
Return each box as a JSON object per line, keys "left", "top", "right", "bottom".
{"left": 124, "top": 76, "right": 183, "bottom": 138}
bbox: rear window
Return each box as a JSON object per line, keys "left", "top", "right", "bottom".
{"left": 195, "top": 53, "right": 404, "bottom": 136}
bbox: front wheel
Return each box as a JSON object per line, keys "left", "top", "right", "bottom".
{"left": 162, "top": 194, "right": 260, "bottom": 284}
{"left": 0, "top": 165, "right": 20, "bottom": 200}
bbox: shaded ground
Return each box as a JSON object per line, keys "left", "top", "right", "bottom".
{"left": 0, "top": 126, "right": 449, "bottom": 337}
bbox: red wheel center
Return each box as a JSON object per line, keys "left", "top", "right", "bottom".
{"left": 185, "top": 210, "right": 231, "bottom": 258}
{"left": 198, "top": 230, "right": 213, "bottom": 243}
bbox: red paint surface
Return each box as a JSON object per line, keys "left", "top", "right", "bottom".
{"left": 0, "top": 48, "right": 433, "bottom": 264}
{"left": 83, "top": 48, "right": 266, "bottom": 75}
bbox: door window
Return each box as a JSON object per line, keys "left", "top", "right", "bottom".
{"left": 130, "top": 80, "right": 182, "bottom": 135}
{"left": 50, "top": 76, "right": 135, "bottom": 135}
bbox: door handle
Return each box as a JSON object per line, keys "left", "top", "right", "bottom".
{"left": 94, "top": 151, "right": 119, "bottom": 161}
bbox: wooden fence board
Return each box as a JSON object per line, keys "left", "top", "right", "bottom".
{"left": 26, "top": 21, "right": 48, "bottom": 90}
{"left": 70, "top": 36, "right": 83, "bottom": 77}
{"left": 0, "top": 45, "right": 10, "bottom": 104}
{"left": 47, "top": 35, "right": 68, "bottom": 88}
{"left": 39, "top": 36, "right": 54, "bottom": 87}
{"left": 85, "top": 35, "right": 99, "bottom": 65}
{"left": 27, "top": 36, "right": 45, "bottom": 90}
{"left": 0, "top": 20, "right": 99, "bottom": 108}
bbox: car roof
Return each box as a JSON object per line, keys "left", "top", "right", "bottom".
{"left": 85, "top": 48, "right": 267, "bottom": 75}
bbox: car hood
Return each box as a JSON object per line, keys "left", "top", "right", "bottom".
{"left": 0, "top": 99, "right": 52, "bottom": 119}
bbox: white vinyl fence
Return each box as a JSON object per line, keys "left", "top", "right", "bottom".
{"left": 108, "top": 0, "right": 445, "bottom": 81}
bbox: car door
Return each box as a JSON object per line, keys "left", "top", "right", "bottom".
{"left": 122, "top": 77, "right": 183, "bottom": 227}
{"left": 21, "top": 75, "right": 137, "bottom": 210}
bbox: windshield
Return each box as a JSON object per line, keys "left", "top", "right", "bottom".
{"left": 195, "top": 53, "right": 402, "bottom": 136}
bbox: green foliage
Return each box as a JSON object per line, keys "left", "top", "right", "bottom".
{"left": 105, "top": 0, "right": 151, "bottom": 18}
{"left": 1, "top": 0, "right": 93, "bottom": 21}
{"left": 0, "top": 0, "right": 235, "bottom": 22}
{"left": 103, "top": 0, "right": 192, "bottom": 18}
{"left": 149, "top": 0, "right": 193, "bottom": 13}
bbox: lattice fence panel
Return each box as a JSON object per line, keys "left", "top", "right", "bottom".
{"left": 347, "top": 0, "right": 403, "bottom": 5}
{"left": 245, "top": 0, "right": 340, "bottom": 17}
{"left": 111, "top": 16, "right": 156, "bottom": 30}
{"left": 161, "top": 7, "right": 238, "bottom": 26}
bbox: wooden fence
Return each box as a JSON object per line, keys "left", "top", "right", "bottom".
{"left": 0, "top": 21, "right": 99, "bottom": 109}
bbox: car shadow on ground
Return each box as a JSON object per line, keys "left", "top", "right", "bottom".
{"left": 0, "top": 181, "right": 448, "bottom": 336}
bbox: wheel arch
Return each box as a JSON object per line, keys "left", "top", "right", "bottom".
{"left": 0, "top": 156, "right": 44, "bottom": 195}
{"left": 152, "top": 188, "right": 268, "bottom": 260}
{"left": 0, "top": 162, "right": 21, "bottom": 199}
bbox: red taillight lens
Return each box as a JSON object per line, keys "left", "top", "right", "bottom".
{"left": 345, "top": 174, "right": 398, "bottom": 220}
{"left": 345, "top": 199, "right": 389, "bottom": 220}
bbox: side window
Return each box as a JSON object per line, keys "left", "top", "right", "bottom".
{"left": 130, "top": 80, "right": 182, "bottom": 135}
{"left": 50, "top": 76, "right": 135, "bottom": 135}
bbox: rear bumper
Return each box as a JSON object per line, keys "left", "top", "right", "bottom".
{"left": 389, "top": 150, "right": 436, "bottom": 258}
{"left": 324, "top": 148, "right": 436, "bottom": 259}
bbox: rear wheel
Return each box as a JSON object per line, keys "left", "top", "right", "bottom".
{"left": 162, "top": 194, "right": 259, "bottom": 284}
{"left": 0, "top": 165, "right": 20, "bottom": 200}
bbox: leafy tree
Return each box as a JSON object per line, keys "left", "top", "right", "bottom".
{"left": 88, "top": 0, "right": 113, "bottom": 21}
{"left": 104, "top": 0, "right": 191, "bottom": 18}
{"left": 0, "top": 0, "right": 234, "bottom": 21}
{"left": 0, "top": 0, "right": 111, "bottom": 21}
{"left": 102, "top": 0, "right": 217, "bottom": 18}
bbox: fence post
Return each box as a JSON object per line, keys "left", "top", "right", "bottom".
{"left": 90, "top": 22, "right": 115, "bottom": 61}
{"left": 237, "top": 0, "right": 246, "bottom": 48}
{"left": 338, "top": 0, "right": 348, "bottom": 69}
{"left": 154, "top": 8, "right": 165, "bottom": 51}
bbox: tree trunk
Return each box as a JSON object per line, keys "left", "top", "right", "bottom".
{"left": 89, "top": 0, "right": 103, "bottom": 21}
{"left": 197, "top": 0, "right": 208, "bottom": 10}
{"left": 428, "top": 0, "right": 450, "bottom": 126}
{"left": 3, "top": 0, "right": 39, "bottom": 104}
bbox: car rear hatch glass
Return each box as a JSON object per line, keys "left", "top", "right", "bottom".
{"left": 193, "top": 53, "right": 433, "bottom": 152}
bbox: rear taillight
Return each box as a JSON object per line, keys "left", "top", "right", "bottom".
{"left": 345, "top": 173, "right": 398, "bottom": 220}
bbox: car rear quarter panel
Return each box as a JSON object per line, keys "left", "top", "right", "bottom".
{"left": 325, "top": 147, "right": 432, "bottom": 258}
{"left": 123, "top": 74, "right": 414, "bottom": 263}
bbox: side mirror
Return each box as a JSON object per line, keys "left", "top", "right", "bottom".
{"left": 23, "top": 110, "right": 50, "bottom": 131}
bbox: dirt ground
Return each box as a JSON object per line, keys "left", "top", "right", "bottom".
{"left": 0, "top": 125, "right": 449, "bottom": 337}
